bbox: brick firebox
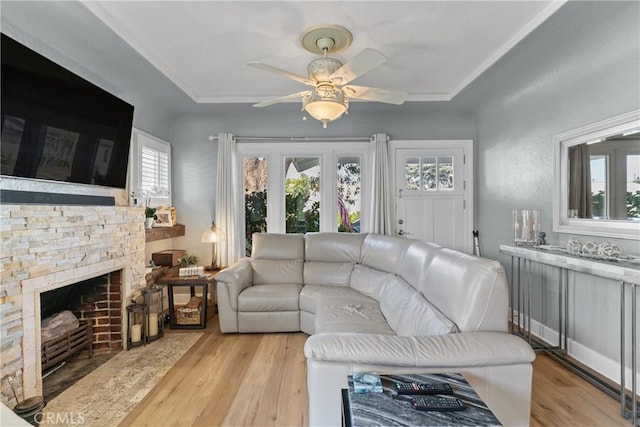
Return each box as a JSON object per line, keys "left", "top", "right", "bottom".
{"left": 40, "top": 270, "right": 124, "bottom": 353}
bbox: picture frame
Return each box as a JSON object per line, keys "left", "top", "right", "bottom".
{"left": 154, "top": 209, "right": 173, "bottom": 227}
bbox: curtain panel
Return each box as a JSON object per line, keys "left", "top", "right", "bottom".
{"left": 215, "top": 133, "right": 242, "bottom": 267}
{"left": 568, "top": 144, "right": 593, "bottom": 218}
{"left": 370, "top": 133, "right": 393, "bottom": 234}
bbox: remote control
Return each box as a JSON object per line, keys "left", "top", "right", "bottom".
{"left": 395, "top": 382, "right": 453, "bottom": 395}
{"left": 411, "top": 397, "right": 465, "bottom": 412}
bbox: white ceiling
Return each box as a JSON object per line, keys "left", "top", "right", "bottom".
{"left": 82, "top": 1, "right": 566, "bottom": 105}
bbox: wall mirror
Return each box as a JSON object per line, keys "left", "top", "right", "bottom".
{"left": 553, "top": 110, "right": 640, "bottom": 240}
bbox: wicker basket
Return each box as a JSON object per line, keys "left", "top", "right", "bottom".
{"left": 175, "top": 306, "right": 202, "bottom": 325}
{"left": 174, "top": 297, "right": 214, "bottom": 325}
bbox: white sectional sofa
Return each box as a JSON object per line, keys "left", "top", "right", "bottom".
{"left": 215, "top": 232, "right": 536, "bottom": 426}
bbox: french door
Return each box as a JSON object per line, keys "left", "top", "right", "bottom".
{"left": 238, "top": 141, "right": 371, "bottom": 255}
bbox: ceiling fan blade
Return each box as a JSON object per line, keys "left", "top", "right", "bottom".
{"left": 253, "top": 91, "right": 309, "bottom": 108}
{"left": 330, "top": 48, "right": 388, "bottom": 85}
{"left": 343, "top": 85, "right": 408, "bottom": 105}
{"left": 248, "top": 62, "right": 316, "bottom": 87}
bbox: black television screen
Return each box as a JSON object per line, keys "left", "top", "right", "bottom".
{"left": 1, "top": 33, "right": 134, "bottom": 189}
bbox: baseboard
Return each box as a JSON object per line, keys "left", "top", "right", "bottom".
{"left": 512, "top": 311, "right": 639, "bottom": 393}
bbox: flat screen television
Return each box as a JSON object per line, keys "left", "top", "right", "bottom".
{"left": 1, "top": 33, "right": 134, "bottom": 189}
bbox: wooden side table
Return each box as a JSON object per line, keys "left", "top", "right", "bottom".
{"left": 158, "top": 270, "right": 221, "bottom": 329}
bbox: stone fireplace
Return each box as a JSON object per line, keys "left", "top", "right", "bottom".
{"left": 0, "top": 205, "right": 146, "bottom": 406}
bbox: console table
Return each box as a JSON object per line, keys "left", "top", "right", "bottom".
{"left": 499, "top": 244, "right": 640, "bottom": 426}
{"left": 342, "top": 373, "right": 501, "bottom": 427}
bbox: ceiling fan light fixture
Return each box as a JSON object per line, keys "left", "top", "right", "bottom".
{"left": 302, "top": 86, "right": 349, "bottom": 128}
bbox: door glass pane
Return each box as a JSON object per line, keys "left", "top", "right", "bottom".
{"left": 244, "top": 157, "right": 267, "bottom": 255}
{"left": 438, "top": 156, "right": 454, "bottom": 190}
{"left": 285, "top": 157, "right": 320, "bottom": 233}
{"left": 590, "top": 155, "right": 606, "bottom": 218}
{"left": 627, "top": 154, "right": 640, "bottom": 218}
{"left": 405, "top": 157, "right": 420, "bottom": 190}
{"left": 337, "top": 156, "right": 361, "bottom": 232}
{"left": 421, "top": 156, "right": 436, "bottom": 190}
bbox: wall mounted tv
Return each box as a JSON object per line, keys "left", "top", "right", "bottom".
{"left": 1, "top": 33, "right": 134, "bottom": 189}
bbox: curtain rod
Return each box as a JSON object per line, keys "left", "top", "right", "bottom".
{"left": 207, "top": 135, "right": 372, "bottom": 142}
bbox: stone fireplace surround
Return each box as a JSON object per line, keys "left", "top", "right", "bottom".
{"left": 0, "top": 205, "right": 146, "bottom": 406}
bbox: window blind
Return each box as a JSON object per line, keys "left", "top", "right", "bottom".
{"left": 140, "top": 146, "right": 169, "bottom": 194}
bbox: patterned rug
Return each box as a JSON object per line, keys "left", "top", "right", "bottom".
{"left": 41, "top": 331, "right": 203, "bottom": 427}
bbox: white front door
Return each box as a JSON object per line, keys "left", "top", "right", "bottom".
{"left": 391, "top": 140, "right": 474, "bottom": 253}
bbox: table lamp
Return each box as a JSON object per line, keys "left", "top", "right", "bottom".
{"left": 201, "top": 222, "right": 220, "bottom": 271}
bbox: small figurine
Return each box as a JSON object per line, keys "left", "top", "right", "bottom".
{"left": 536, "top": 231, "right": 547, "bottom": 246}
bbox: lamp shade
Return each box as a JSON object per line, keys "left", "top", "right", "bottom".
{"left": 303, "top": 86, "right": 349, "bottom": 128}
{"left": 305, "top": 99, "right": 347, "bottom": 122}
{"left": 201, "top": 227, "right": 218, "bottom": 243}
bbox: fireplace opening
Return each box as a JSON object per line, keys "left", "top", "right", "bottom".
{"left": 39, "top": 270, "right": 123, "bottom": 400}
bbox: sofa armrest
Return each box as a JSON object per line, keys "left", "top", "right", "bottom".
{"left": 304, "top": 331, "right": 535, "bottom": 367}
{"left": 215, "top": 258, "right": 253, "bottom": 333}
{"left": 304, "top": 332, "right": 536, "bottom": 427}
{"left": 215, "top": 258, "right": 253, "bottom": 310}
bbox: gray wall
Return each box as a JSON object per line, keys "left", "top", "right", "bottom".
{"left": 453, "top": 1, "right": 640, "bottom": 361}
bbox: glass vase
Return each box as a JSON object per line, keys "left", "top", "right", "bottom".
{"left": 513, "top": 209, "right": 540, "bottom": 246}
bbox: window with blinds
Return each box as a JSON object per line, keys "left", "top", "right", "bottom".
{"left": 131, "top": 129, "right": 171, "bottom": 205}
{"left": 140, "top": 146, "right": 169, "bottom": 194}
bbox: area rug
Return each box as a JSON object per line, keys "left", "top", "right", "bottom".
{"left": 40, "top": 331, "right": 203, "bottom": 427}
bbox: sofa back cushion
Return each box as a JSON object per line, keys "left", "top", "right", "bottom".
{"left": 378, "top": 275, "right": 458, "bottom": 336}
{"left": 304, "top": 262, "right": 354, "bottom": 286}
{"left": 421, "top": 248, "right": 509, "bottom": 332}
{"left": 349, "top": 264, "right": 394, "bottom": 300}
{"left": 399, "top": 240, "right": 442, "bottom": 289}
{"left": 252, "top": 259, "right": 304, "bottom": 285}
{"left": 305, "top": 232, "right": 366, "bottom": 262}
{"left": 360, "top": 234, "right": 412, "bottom": 277}
{"left": 350, "top": 265, "right": 457, "bottom": 336}
{"left": 303, "top": 232, "right": 366, "bottom": 286}
{"left": 251, "top": 233, "right": 304, "bottom": 285}
{"left": 252, "top": 233, "right": 304, "bottom": 259}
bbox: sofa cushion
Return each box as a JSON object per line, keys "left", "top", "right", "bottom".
{"left": 349, "top": 264, "right": 395, "bottom": 300}
{"left": 252, "top": 259, "right": 303, "bottom": 285}
{"left": 360, "top": 233, "right": 413, "bottom": 276}
{"left": 252, "top": 233, "right": 304, "bottom": 259}
{"left": 238, "top": 284, "right": 302, "bottom": 311}
{"left": 299, "top": 285, "right": 374, "bottom": 314}
{"left": 304, "top": 232, "right": 366, "bottom": 262}
{"left": 379, "top": 275, "right": 458, "bottom": 336}
{"left": 314, "top": 300, "right": 395, "bottom": 335}
{"left": 304, "top": 261, "right": 354, "bottom": 286}
{"left": 421, "top": 248, "right": 508, "bottom": 332}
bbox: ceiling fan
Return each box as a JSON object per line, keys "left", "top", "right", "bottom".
{"left": 248, "top": 24, "right": 408, "bottom": 128}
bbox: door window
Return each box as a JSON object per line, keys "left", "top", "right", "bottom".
{"left": 404, "top": 155, "right": 455, "bottom": 191}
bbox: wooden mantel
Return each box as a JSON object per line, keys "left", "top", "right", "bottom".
{"left": 145, "top": 224, "right": 185, "bottom": 242}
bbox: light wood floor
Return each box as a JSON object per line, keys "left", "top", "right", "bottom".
{"left": 120, "top": 317, "right": 631, "bottom": 427}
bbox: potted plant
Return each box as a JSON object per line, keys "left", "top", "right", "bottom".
{"left": 178, "top": 253, "right": 200, "bottom": 267}
{"left": 145, "top": 206, "right": 157, "bottom": 229}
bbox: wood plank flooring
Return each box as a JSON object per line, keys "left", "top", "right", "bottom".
{"left": 120, "top": 317, "right": 632, "bottom": 426}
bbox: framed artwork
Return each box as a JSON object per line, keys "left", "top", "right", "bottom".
{"left": 154, "top": 209, "right": 173, "bottom": 227}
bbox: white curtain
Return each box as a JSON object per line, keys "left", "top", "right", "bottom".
{"left": 215, "top": 133, "right": 242, "bottom": 267}
{"left": 370, "top": 133, "right": 393, "bottom": 234}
